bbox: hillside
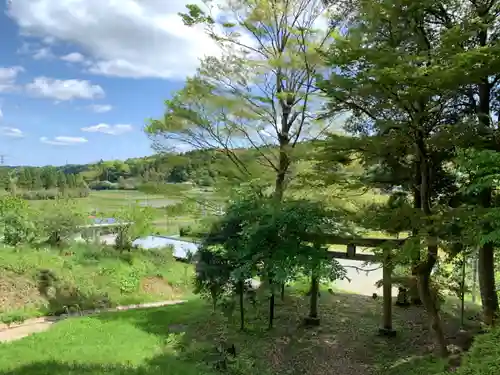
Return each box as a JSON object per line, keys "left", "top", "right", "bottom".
{"left": 0, "top": 142, "right": 324, "bottom": 191}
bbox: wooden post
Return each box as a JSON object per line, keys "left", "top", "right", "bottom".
{"left": 379, "top": 247, "right": 396, "bottom": 337}
{"left": 347, "top": 243, "right": 356, "bottom": 258}
{"left": 92, "top": 228, "right": 99, "bottom": 244}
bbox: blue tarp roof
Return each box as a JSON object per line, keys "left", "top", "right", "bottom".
{"left": 91, "top": 218, "right": 118, "bottom": 225}
{"left": 132, "top": 235, "right": 199, "bottom": 260}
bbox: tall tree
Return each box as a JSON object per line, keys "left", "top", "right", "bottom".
{"left": 42, "top": 167, "right": 58, "bottom": 189}
{"left": 318, "top": 0, "right": 480, "bottom": 356}
{"left": 146, "top": 0, "right": 342, "bottom": 198}
{"left": 459, "top": 0, "right": 500, "bottom": 325}
{"left": 409, "top": 0, "right": 500, "bottom": 325}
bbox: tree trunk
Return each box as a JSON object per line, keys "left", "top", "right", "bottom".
{"left": 478, "top": 241, "right": 499, "bottom": 325}
{"left": 269, "top": 291, "right": 275, "bottom": 330}
{"left": 475, "top": 19, "right": 499, "bottom": 324}
{"left": 472, "top": 251, "right": 478, "bottom": 304}
{"left": 415, "top": 132, "right": 449, "bottom": 357}
{"left": 309, "top": 275, "right": 319, "bottom": 319}
{"left": 382, "top": 249, "right": 393, "bottom": 330}
{"left": 460, "top": 251, "right": 466, "bottom": 329}
{"left": 238, "top": 280, "right": 245, "bottom": 330}
{"left": 210, "top": 286, "right": 218, "bottom": 312}
{"left": 417, "top": 258, "right": 449, "bottom": 358}
{"left": 304, "top": 274, "right": 321, "bottom": 327}
{"left": 411, "top": 184, "right": 422, "bottom": 305}
{"left": 274, "top": 133, "right": 290, "bottom": 299}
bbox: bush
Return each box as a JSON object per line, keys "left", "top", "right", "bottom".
{"left": 449, "top": 328, "right": 500, "bottom": 375}
{"left": 36, "top": 199, "right": 89, "bottom": 247}
{"left": 88, "top": 180, "right": 119, "bottom": 190}
{"left": 19, "top": 188, "right": 90, "bottom": 200}
{"left": 179, "top": 226, "right": 192, "bottom": 237}
{"left": 0, "top": 243, "right": 190, "bottom": 322}
{"left": 0, "top": 196, "right": 37, "bottom": 246}
{"left": 179, "top": 218, "right": 214, "bottom": 239}
{"left": 112, "top": 205, "right": 155, "bottom": 251}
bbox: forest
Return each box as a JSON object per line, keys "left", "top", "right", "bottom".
{"left": 0, "top": 144, "right": 311, "bottom": 193}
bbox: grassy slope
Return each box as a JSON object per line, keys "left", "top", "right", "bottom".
{"left": 0, "top": 284, "right": 485, "bottom": 375}
{"left": 0, "top": 244, "right": 193, "bottom": 324}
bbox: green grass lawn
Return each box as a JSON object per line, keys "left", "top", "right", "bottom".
{"left": 0, "top": 286, "right": 485, "bottom": 375}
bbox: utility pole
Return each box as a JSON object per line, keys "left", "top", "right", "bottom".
{"left": 0, "top": 154, "right": 6, "bottom": 165}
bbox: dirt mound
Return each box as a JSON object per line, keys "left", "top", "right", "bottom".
{"left": 0, "top": 272, "right": 44, "bottom": 314}
{"left": 140, "top": 276, "right": 181, "bottom": 299}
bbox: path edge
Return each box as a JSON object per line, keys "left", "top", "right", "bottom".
{"left": 0, "top": 299, "right": 187, "bottom": 332}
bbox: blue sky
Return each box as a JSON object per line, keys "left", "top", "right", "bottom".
{"left": 0, "top": 0, "right": 214, "bottom": 166}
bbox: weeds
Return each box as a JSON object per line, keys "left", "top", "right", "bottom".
{"left": 0, "top": 243, "right": 193, "bottom": 323}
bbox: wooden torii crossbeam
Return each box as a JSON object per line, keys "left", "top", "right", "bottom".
{"left": 305, "top": 234, "right": 407, "bottom": 336}
{"left": 192, "top": 231, "right": 406, "bottom": 336}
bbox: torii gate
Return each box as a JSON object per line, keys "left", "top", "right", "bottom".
{"left": 190, "top": 231, "right": 406, "bottom": 336}
{"left": 306, "top": 234, "right": 407, "bottom": 337}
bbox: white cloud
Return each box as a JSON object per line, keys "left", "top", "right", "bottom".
{"left": 42, "top": 36, "right": 56, "bottom": 45}
{"left": 61, "top": 52, "right": 86, "bottom": 63}
{"left": 17, "top": 41, "right": 55, "bottom": 60}
{"left": 88, "top": 104, "right": 112, "bottom": 113}
{"left": 0, "top": 126, "right": 24, "bottom": 138}
{"left": 40, "top": 136, "right": 88, "bottom": 145}
{"left": 81, "top": 123, "right": 132, "bottom": 135}
{"left": 32, "top": 46, "right": 54, "bottom": 60}
{"left": 0, "top": 66, "right": 24, "bottom": 92}
{"left": 26, "top": 77, "right": 105, "bottom": 101}
{"left": 7, "top": 0, "right": 221, "bottom": 79}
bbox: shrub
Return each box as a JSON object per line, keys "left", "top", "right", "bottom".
{"left": 448, "top": 328, "right": 500, "bottom": 375}
{"left": 112, "top": 205, "right": 155, "bottom": 251}
{"left": 0, "top": 196, "right": 37, "bottom": 246}
{"left": 89, "top": 180, "right": 119, "bottom": 190}
{"left": 179, "top": 226, "right": 192, "bottom": 237}
{"left": 18, "top": 188, "right": 90, "bottom": 200}
{"left": 36, "top": 199, "right": 89, "bottom": 247}
{"left": 0, "top": 243, "right": 189, "bottom": 322}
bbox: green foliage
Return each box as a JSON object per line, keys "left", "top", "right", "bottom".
{"left": 148, "top": 0, "right": 335, "bottom": 198}
{"left": 88, "top": 180, "right": 119, "bottom": 190}
{"left": 0, "top": 144, "right": 302, "bottom": 196}
{"left": 193, "top": 244, "right": 236, "bottom": 310}
{"left": 448, "top": 328, "right": 500, "bottom": 375}
{"left": 0, "top": 243, "right": 190, "bottom": 322}
{"left": 195, "top": 192, "right": 350, "bottom": 328}
{"left": 19, "top": 188, "right": 90, "bottom": 200}
{"left": 0, "top": 195, "right": 37, "bottom": 246}
{"left": 112, "top": 205, "right": 155, "bottom": 251}
{"left": 36, "top": 199, "right": 89, "bottom": 247}
{"left": 454, "top": 148, "right": 500, "bottom": 247}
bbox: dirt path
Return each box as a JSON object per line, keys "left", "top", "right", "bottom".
{"left": 0, "top": 300, "right": 186, "bottom": 343}
{"left": 334, "top": 259, "right": 399, "bottom": 296}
